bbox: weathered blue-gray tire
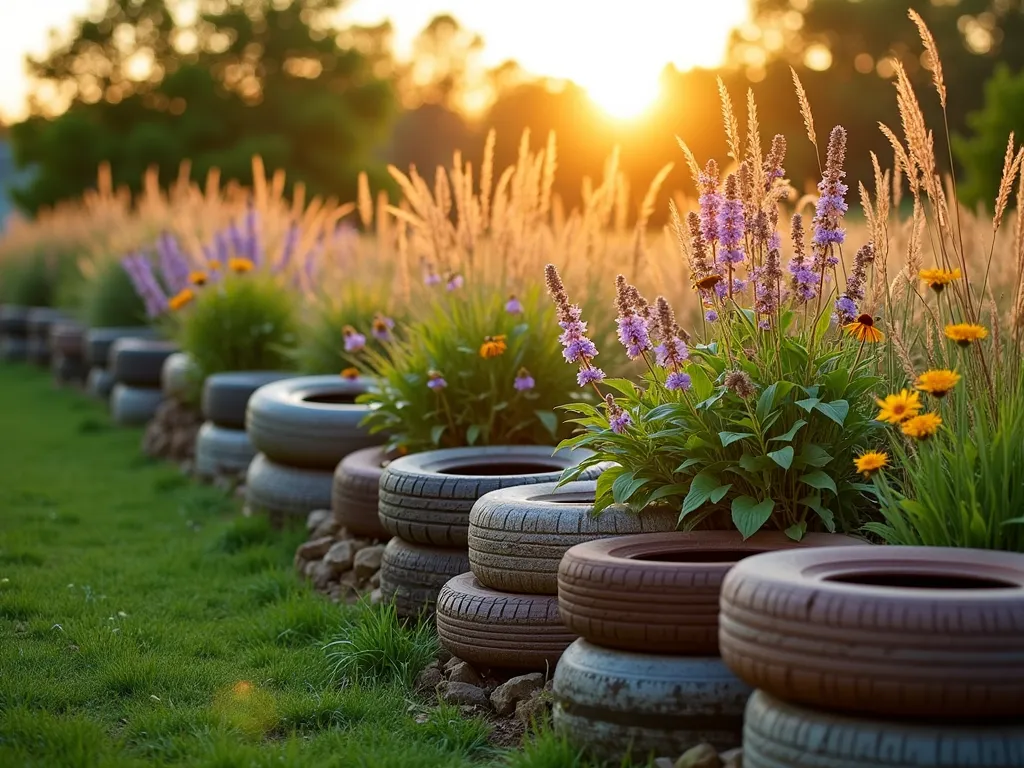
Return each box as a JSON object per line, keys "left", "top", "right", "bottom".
{"left": 0, "top": 336, "right": 28, "bottom": 361}
{"left": 86, "top": 326, "right": 157, "bottom": 368}
{"left": 379, "top": 537, "right": 470, "bottom": 619}
{"left": 86, "top": 367, "right": 115, "bottom": 400}
{"left": 194, "top": 422, "right": 256, "bottom": 479}
{"left": 27, "top": 308, "right": 66, "bottom": 366}
{"left": 161, "top": 352, "right": 199, "bottom": 401}
{"left": 49, "top": 322, "right": 86, "bottom": 357}
{"left": 110, "top": 338, "right": 178, "bottom": 387}
{"left": 468, "top": 480, "right": 677, "bottom": 594}
{"left": 378, "top": 446, "right": 598, "bottom": 549}
{"left": 110, "top": 384, "right": 163, "bottom": 426}
{"left": 743, "top": 690, "right": 1024, "bottom": 768}
{"left": 552, "top": 639, "right": 750, "bottom": 762}
{"left": 202, "top": 371, "right": 295, "bottom": 429}
{"left": 0, "top": 305, "right": 29, "bottom": 336}
{"left": 332, "top": 446, "right": 390, "bottom": 539}
{"left": 245, "top": 453, "right": 333, "bottom": 521}
{"left": 245, "top": 376, "right": 381, "bottom": 469}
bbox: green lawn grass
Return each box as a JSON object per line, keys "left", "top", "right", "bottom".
{"left": 0, "top": 364, "right": 598, "bottom": 768}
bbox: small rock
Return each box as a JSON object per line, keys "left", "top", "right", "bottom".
{"left": 447, "top": 661, "right": 483, "bottom": 687}
{"left": 297, "top": 536, "right": 334, "bottom": 561}
{"left": 350, "top": 538, "right": 371, "bottom": 551}
{"left": 416, "top": 664, "right": 444, "bottom": 692}
{"left": 312, "top": 561, "right": 334, "bottom": 590}
{"left": 514, "top": 691, "right": 551, "bottom": 726}
{"left": 303, "top": 560, "right": 318, "bottom": 579}
{"left": 491, "top": 672, "right": 544, "bottom": 716}
{"left": 444, "top": 656, "right": 464, "bottom": 673}
{"left": 323, "top": 540, "right": 357, "bottom": 573}
{"left": 675, "top": 743, "right": 722, "bottom": 768}
{"left": 655, "top": 760, "right": 676, "bottom": 768}
{"left": 353, "top": 544, "right": 385, "bottom": 580}
{"left": 720, "top": 748, "right": 742, "bottom": 768}
{"left": 441, "top": 681, "right": 491, "bottom": 709}
{"left": 313, "top": 516, "right": 342, "bottom": 539}
{"left": 369, "top": 588, "right": 383, "bottom": 605}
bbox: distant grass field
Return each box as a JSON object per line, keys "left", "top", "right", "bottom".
{"left": 0, "top": 364, "right": 603, "bottom": 768}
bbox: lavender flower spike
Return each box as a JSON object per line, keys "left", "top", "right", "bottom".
{"left": 716, "top": 174, "right": 745, "bottom": 266}
{"left": 122, "top": 253, "right": 168, "bottom": 318}
{"left": 156, "top": 232, "right": 191, "bottom": 293}
{"left": 812, "top": 126, "right": 849, "bottom": 267}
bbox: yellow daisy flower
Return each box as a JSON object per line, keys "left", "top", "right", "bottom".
{"left": 168, "top": 288, "right": 195, "bottom": 311}
{"left": 208, "top": 260, "right": 222, "bottom": 271}
{"left": 854, "top": 451, "right": 889, "bottom": 478}
{"left": 229, "top": 257, "right": 255, "bottom": 273}
{"left": 479, "top": 334, "right": 508, "bottom": 359}
{"left": 915, "top": 369, "right": 960, "bottom": 398}
{"left": 875, "top": 389, "right": 922, "bottom": 424}
{"left": 188, "top": 270, "right": 209, "bottom": 286}
{"left": 945, "top": 323, "right": 987, "bottom": 347}
{"left": 340, "top": 367, "right": 359, "bottom": 380}
{"left": 844, "top": 314, "right": 885, "bottom": 343}
{"left": 901, "top": 412, "right": 943, "bottom": 439}
{"left": 918, "top": 267, "right": 961, "bottom": 293}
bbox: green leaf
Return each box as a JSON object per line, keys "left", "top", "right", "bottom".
{"left": 785, "top": 522, "right": 807, "bottom": 541}
{"left": 731, "top": 496, "right": 775, "bottom": 539}
{"left": 709, "top": 484, "right": 733, "bottom": 504}
{"left": 647, "top": 484, "right": 691, "bottom": 503}
{"left": 814, "top": 400, "right": 850, "bottom": 427}
{"left": 756, "top": 383, "right": 779, "bottom": 423}
{"left": 675, "top": 458, "right": 703, "bottom": 472}
{"left": 799, "top": 470, "right": 838, "bottom": 495}
{"left": 795, "top": 397, "right": 821, "bottom": 413}
{"left": 466, "top": 424, "right": 481, "bottom": 445}
{"left": 535, "top": 410, "right": 559, "bottom": 437}
{"left": 601, "top": 378, "right": 638, "bottom": 398}
{"left": 595, "top": 465, "right": 625, "bottom": 505}
{"left": 681, "top": 470, "right": 720, "bottom": 517}
{"left": 719, "top": 431, "right": 755, "bottom": 447}
{"left": 612, "top": 472, "right": 647, "bottom": 504}
{"left": 799, "top": 493, "right": 835, "bottom": 532}
{"left": 769, "top": 419, "right": 807, "bottom": 443}
{"left": 813, "top": 303, "right": 833, "bottom": 342}
{"left": 799, "top": 444, "right": 833, "bottom": 468}
{"left": 430, "top": 424, "right": 446, "bottom": 446}
{"left": 688, "top": 365, "right": 714, "bottom": 401}
{"left": 768, "top": 446, "right": 795, "bottom": 470}
{"left": 739, "top": 454, "right": 774, "bottom": 472}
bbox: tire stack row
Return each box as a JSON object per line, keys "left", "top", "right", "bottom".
{"left": 244, "top": 376, "right": 381, "bottom": 525}
{"left": 26, "top": 308, "right": 66, "bottom": 367}
{"left": 720, "top": 546, "right": 1024, "bottom": 768}
{"left": 195, "top": 372, "right": 292, "bottom": 481}
{"left": 108, "top": 338, "right": 177, "bottom": 425}
{"left": 49, "top": 322, "right": 88, "bottom": 386}
{"left": 331, "top": 445, "right": 392, "bottom": 540}
{"left": 378, "top": 446, "right": 593, "bottom": 620}
{"left": 85, "top": 327, "right": 158, "bottom": 400}
{"left": 0, "top": 305, "right": 29, "bottom": 361}
{"left": 433, "top": 480, "right": 676, "bottom": 673}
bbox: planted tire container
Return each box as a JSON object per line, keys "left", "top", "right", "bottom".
{"left": 85, "top": 326, "right": 158, "bottom": 400}
{"left": 0, "top": 305, "right": 29, "bottom": 361}
{"left": 378, "top": 538, "right": 471, "bottom": 618}
{"left": 332, "top": 446, "right": 390, "bottom": 540}
{"left": 26, "top": 308, "right": 65, "bottom": 367}
{"left": 244, "top": 376, "right": 381, "bottom": 522}
{"left": 108, "top": 338, "right": 177, "bottom": 425}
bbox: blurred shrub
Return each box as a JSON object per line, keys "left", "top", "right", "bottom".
{"left": 82, "top": 259, "right": 148, "bottom": 328}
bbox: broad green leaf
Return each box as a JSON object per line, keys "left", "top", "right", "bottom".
{"left": 795, "top": 397, "right": 821, "bottom": 413}
{"left": 596, "top": 465, "right": 625, "bottom": 503}
{"left": 823, "top": 368, "right": 850, "bottom": 397}
{"left": 731, "top": 496, "right": 775, "bottom": 539}
{"left": 601, "top": 378, "right": 638, "bottom": 398}
{"left": 785, "top": 522, "right": 807, "bottom": 541}
{"left": 675, "top": 458, "right": 703, "bottom": 472}
{"left": 814, "top": 400, "right": 850, "bottom": 427}
{"left": 466, "top": 424, "right": 481, "bottom": 445}
{"left": 799, "top": 444, "right": 833, "bottom": 468}
{"left": 739, "top": 454, "right": 774, "bottom": 472}
{"left": 681, "top": 470, "right": 720, "bottom": 517}
{"left": 709, "top": 484, "right": 733, "bottom": 504}
{"left": 688, "top": 365, "right": 714, "bottom": 400}
{"left": 799, "top": 470, "right": 838, "bottom": 495}
{"left": 768, "top": 446, "right": 795, "bottom": 470}
{"left": 798, "top": 492, "right": 835, "bottom": 532}
{"left": 535, "top": 410, "right": 559, "bottom": 437}
{"left": 769, "top": 419, "right": 807, "bottom": 443}
{"left": 756, "top": 383, "right": 779, "bottom": 423}
{"left": 719, "top": 431, "right": 755, "bottom": 448}
{"left": 813, "top": 303, "right": 833, "bottom": 342}
{"left": 612, "top": 472, "right": 647, "bottom": 504}
{"left": 647, "top": 484, "right": 692, "bottom": 503}
{"left": 430, "top": 424, "right": 446, "bottom": 445}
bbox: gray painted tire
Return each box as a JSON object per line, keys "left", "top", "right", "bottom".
{"left": 195, "top": 422, "right": 256, "bottom": 479}
{"left": 111, "top": 384, "right": 164, "bottom": 426}
{"left": 86, "top": 367, "right": 115, "bottom": 399}
{"left": 50, "top": 322, "right": 86, "bottom": 357}
{"left": 246, "top": 375, "right": 381, "bottom": 469}
{"left": 436, "top": 572, "right": 576, "bottom": 671}
{"left": 332, "top": 446, "right": 390, "bottom": 539}
{"left": 27, "top": 308, "right": 65, "bottom": 366}
{"left": 379, "top": 537, "right": 470, "bottom": 619}
{"left": 552, "top": 639, "right": 750, "bottom": 762}
{"left": 379, "top": 446, "right": 597, "bottom": 548}
{"left": 468, "top": 481, "right": 678, "bottom": 594}
{"left": 245, "top": 453, "right": 333, "bottom": 520}
{"left": 0, "top": 305, "right": 29, "bottom": 335}
{"left": 0, "top": 336, "right": 28, "bottom": 361}
{"left": 202, "top": 371, "right": 295, "bottom": 429}
{"left": 86, "top": 326, "right": 157, "bottom": 367}
{"left": 110, "top": 338, "right": 178, "bottom": 387}
{"left": 161, "top": 352, "right": 199, "bottom": 401}
{"left": 743, "top": 690, "right": 1024, "bottom": 768}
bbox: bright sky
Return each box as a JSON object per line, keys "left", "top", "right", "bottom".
{"left": 0, "top": 0, "right": 749, "bottom": 122}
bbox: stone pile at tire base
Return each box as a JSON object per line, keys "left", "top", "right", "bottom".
{"left": 142, "top": 352, "right": 201, "bottom": 461}
{"left": 49, "top": 321, "right": 88, "bottom": 387}
{"left": 294, "top": 509, "right": 385, "bottom": 603}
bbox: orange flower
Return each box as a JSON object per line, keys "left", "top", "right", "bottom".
{"left": 901, "top": 412, "right": 943, "bottom": 440}
{"left": 918, "top": 268, "right": 961, "bottom": 293}
{"left": 479, "top": 334, "right": 507, "bottom": 359}
{"left": 168, "top": 288, "right": 195, "bottom": 311}
{"left": 944, "top": 323, "right": 987, "bottom": 347}
{"left": 340, "top": 367, "right": 359, "bottom": 380}
{"left": 229, "top": 257, "right": 255, "bottom": 273}
{"left": 854, "top": 451, "right": 889, "bottom": 478}
{"left": 844, "top": 314, "right": 884, "bottom": 343}
{"left": 188, "top": 270, "right": 208, "bottom": 286}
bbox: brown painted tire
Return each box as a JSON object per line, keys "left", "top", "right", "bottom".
{"left": 558, "top": 531, "right": 865, "bottom": 655}
{"left": 436, "top": 572, "right": 576, "bottom": 671}
{"left": 378, "top": 538, "right": 470, "bottom": 619}
{"left": 468, "top": 481, "right": 678, "bottom": 595}
{"left": 719, "top": 546, "right": 1024, "bottom": 720}
{"left": 332, "top": 446, "right": 389, "bottom": 540}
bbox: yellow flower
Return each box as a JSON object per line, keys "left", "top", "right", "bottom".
{"left": 918, "top": 267, "right": 961, "bottom": 293}
{"left": 188, "top": 270, "right": 209, "bottom": 286}
{"left": 479, "top": 334, "right": 507, "bottom": 359}
{"left": 340, "top": 367, "right": 360, "bottom": 380}
{"left": 915, "top": 369, "right": 960, "bottom": 398}
{"left": 854, "top": 451, "right": 889, "bottom": 478}
{"left": 229, "top": 257, "right": 255, "bottom": 273}
{"left": 875, "top": 389, "right": 922, "bottom": 424}
{"left": 208, "top": 260, "right": 222, "bottom": 271}
{"left": 945, "top": 323, "right": 987, "bottom": 347}
{"left": 901, "top": 412, "right": 943, "bottom": 440}
{"left": 168, "top": 288, "right": 195, "bottom": 311}
{"left": 844, "top": 313, "right": 885, "bottom": 343}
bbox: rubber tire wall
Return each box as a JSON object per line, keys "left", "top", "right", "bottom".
{"left": 245, "top": 453, "right": 333, "bottom": 520}
{"left": 202, "top": 371, "right": 294, "bottom": 429}
{"left": 332, "top": 446, "right": 390, "bottom": 539}
{"left": 194, "top": 422, "right": 256, "bottom": 478}
{"left": 111, "top": 384, "right": 163, "bottom": 425}
{"left": 378, "top": 537, "right": 470, "bottom": 618}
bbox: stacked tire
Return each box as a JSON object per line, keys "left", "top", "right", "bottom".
{"left": 433, "top": 480, "right": 676, "bottom": 673}
{"left": 49, "top": 321, "right": 88, "bottom": 386}
{"left": 196, "top": 371, "right": 293, "bottom": 481}
{"left": 245, "top": 376, "right": 382, "bottom": 525}
{"left": 0, "top": 305, "right": 29, "bottom": 361}
{"left": 108, "top": 338, "right": 177, "bottom": 425}
{"left": 85, "top": 327, "right": 158, "bottom": 400}
{"left": 720, "top": 546, "right": 1024, "bottom": 768}
{"left": 26, "top": 308, "right": 65, "bottom": 367}
{"left": 332, "top": 446, "right": 391, "bottom": 540}
{"left": 552, "top": 531, "right": 862, "bottom": 762}
{"left": 378, "top": 446, "right": 597, "bottom": 621}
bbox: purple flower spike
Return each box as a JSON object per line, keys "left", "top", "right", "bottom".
{"left": 609, "top": 408, "right": 632, "bottom": 434}
{"left": 343, "top": 326, "right": 367, "bottom": 353}
{"left": 505, "top": 295, "right": 523, "bottom": 314}
{"left": 277, "top": 223, "right": 301, "bottom": 274}
{"left": 156, "top": 232, "right": 190, "bottom": 293}
{"left": 705, "top": 310, "right": 719, "bottom": 323}
{"left": 666, "top": 371, "right": 692, "bottom": 391}
{"left": 446, "top": 273, "right": 464, "bottom": 291}
{"left": 514, "top": 369, "right": 535, "bottom": 391}
{"left": 577, "top": 368, "right": 606, "bottom": 387}
{"left": 122, "top": 253, "right": 169, "bottom": 317}
{"left": 716, "top": 174, "right": 745, "bottom": 266}
{"left": 427, "top": 370, "right": 447, "bottom": 390}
